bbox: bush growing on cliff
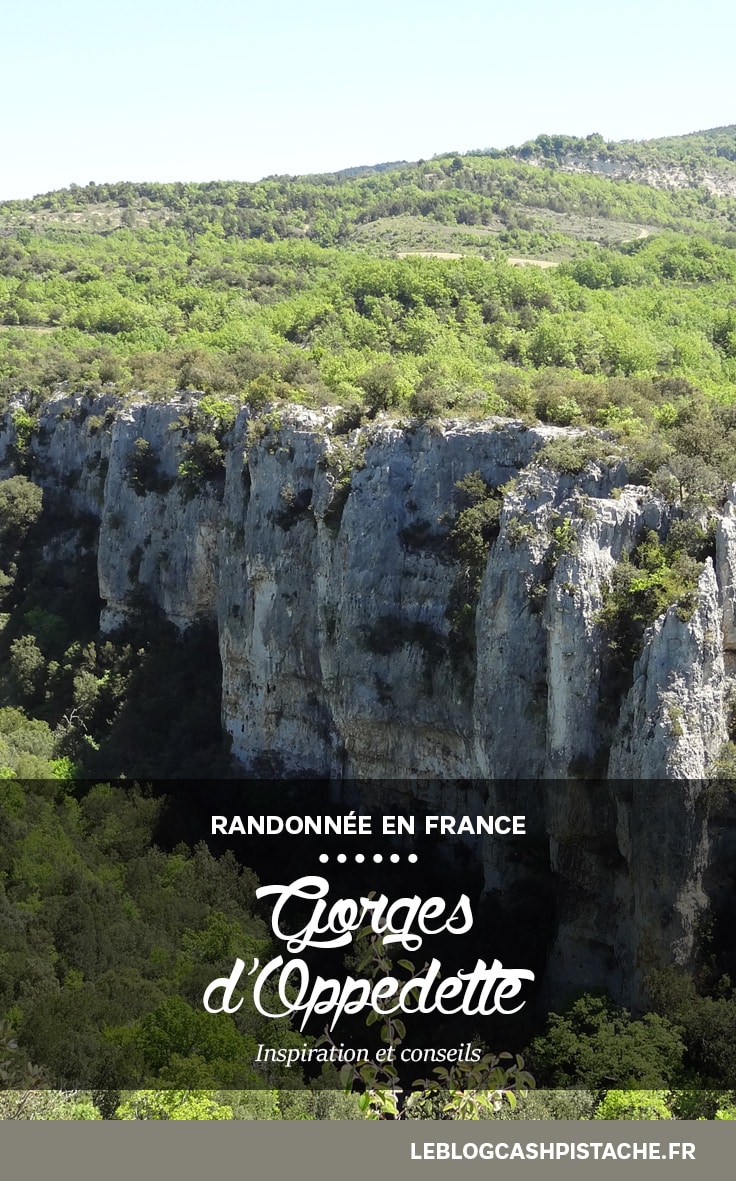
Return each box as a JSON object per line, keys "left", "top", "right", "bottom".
{"left": 318, "top": 436, "right": 367, "bottom": 533}
{"left": 598, "top": 528, "right": 707, "bottom": 675}
{"left": 449, "top": 471, "right": 503, "bottom": 573}
{"left": 711, "top": 741, "right": 736, "bottom": 783}
{"left": 536, "top": 433, "right": 618, "bottom": 476}
{"left": 125, "top": 437, "right": 169, "bottom": 496}
{"left": 177, "top": 432, "right": 225, "bottom": 497}
{"left": 440, "top": 472, "right": 506, "bottom": 683}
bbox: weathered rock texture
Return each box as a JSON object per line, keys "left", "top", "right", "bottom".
{"left": 4, "top": 390, "right": 736, "bottom": 1008}
{"left": 521, "top": 152, "right": 736, "bottom": 199}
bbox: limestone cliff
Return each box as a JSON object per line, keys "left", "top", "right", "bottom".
{"left": 521, "top": 152, "right": 736, "bottom": 199}
{"left": 4, "top": 389, "right": 736, "bottom": 1008}
{"left": 7, "top": 387, "right": 733, "bottom": 780}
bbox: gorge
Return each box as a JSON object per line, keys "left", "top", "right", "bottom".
{"left": 3, "top": 390, "right": 735, "bottom": 1013}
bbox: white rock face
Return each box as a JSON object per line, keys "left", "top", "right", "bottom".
{"left": 13, "top": 393, "right": 732, "bottom": 781}
{"left": 716, "top": 485, "right": 736, "bottom": 651}
{"left": 523, "top": 153, "right": 736, "bottom": 199}
{"left": 97, "top": 399, "right": 221, "bottom": 630}
{"left": 10, "top": 393, "right": 736, "bottom": 1008}
{"left": 609, "top": 561, "right": 728, "bottom": 778}
{"left": 218, "top": 413, "right": 552, "bottom": 775}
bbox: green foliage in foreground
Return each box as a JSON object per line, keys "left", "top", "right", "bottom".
{"left": 2, "top": 1084, "right": 733, "bottom": 1121}
{"left": 593, "top": 1090, "right": 673, "bottom": 1120}
{"left": 524, "top": 979, "right": 736, "bottom": 1119}
{"left": 529, "top": 994, "right": 686, "bottom": 1090}
{"left": 0, "top": 1085, "right": 361, "bottom": 1121}
{"left": 0, "top": 774, "right": 285, "bottom": 1091}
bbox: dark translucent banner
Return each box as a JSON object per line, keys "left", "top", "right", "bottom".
{"left": 1, "top": 778, "right": 734, "bottom": 1093}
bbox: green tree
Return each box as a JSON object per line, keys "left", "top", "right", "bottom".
{"left": 594, "top": 1090, "right": 672, "bottom": 1120}
{"left": 0, "top": 476, "right": 43, "bottom": 546}
{"left": 530, "top": 994, "right": 686, "bottom": 1089}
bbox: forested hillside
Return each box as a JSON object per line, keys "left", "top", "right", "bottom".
{"left": 2, "top": 127, "right": 736, "bottom": 437}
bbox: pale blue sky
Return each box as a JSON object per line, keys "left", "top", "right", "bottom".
{"left": 2, "top": 0, "right": 734, "bottom": 199}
